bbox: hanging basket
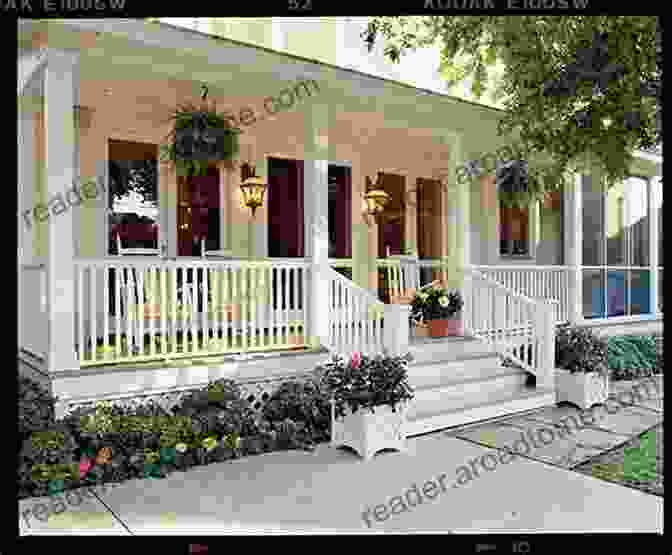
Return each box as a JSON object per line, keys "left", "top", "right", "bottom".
{"left": 161, "top": 101, "right": 242, "bottom": 177}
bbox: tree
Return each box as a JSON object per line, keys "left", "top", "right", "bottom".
{"left": 362, "top": 16, "right": 661, "bottom": 202}
{"left": 108, "top": 158, "right": 158, "bottom": 210}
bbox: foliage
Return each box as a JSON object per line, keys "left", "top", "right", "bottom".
{"left": 261, "top": 377, "right": 332, "bottom": 443}
{"left": 318, "top": 352, "right": 415, "bottom": 418}
{"left": 362, "top": 16, "right": 661, "bottom": 206}
{"left": 410, "top": 282, "right": 463, "bottom": 321}
{"left": 160, "top": 101, "right": 242, "bottom": 177}
{"left": 108, "top": 158, "right": 158, "bottom": 210}
{"left": 555, "top": 324, "right": 609, "bottom": 375}
{"left": 18, "top": 377, "right": 57, "bottom": 443}
{"left": 607, "top": 334, "right": 660, "bottom": 380}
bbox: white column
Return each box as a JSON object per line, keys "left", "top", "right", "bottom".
{"left": 18, "top": 105, "right": 35, "bottom": 265}
{"left": 442, "top": 131, "right": 466, "bottom": 290}
{"left": 304, "top": 102, "right": 333, "bottom": 349}
{"left": 564, "top": 173, "right": 583, "bottom": 324}
{"left": 45, "top": 49, "right": 79, "bottom": 373}
{"left": 161, "top": 161, "right": 177, "bottom": 257}
{"left": 649, "top": 176, "right": 661, "bottom": 316}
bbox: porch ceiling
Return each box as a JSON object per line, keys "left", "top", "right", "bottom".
{"left": 18, "top": 19, "right": 492, "bottom": 141}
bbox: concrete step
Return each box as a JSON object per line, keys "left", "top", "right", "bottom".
{"left": 407, "top": 354, "right": 506, "bottom": 389}
{"left": 406, "top": 369, "right": 528, "bottom": 420}
{"left": 406, "top": 386, "right": 556, "bottom": 437}
{"left": 408, "top": 336, "right": 498, "bottom": 365}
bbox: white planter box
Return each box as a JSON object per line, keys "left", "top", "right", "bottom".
{"left": 555, "top": 368, "right": 609, "bottom": 409}
{"left": 330, "top": 401, "right": 408, "bottom": 461}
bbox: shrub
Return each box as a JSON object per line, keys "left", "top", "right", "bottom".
{"left": 607, "top": 335, "right": 658, "bottom": 371}
{"left": 172, "top": 379, "right": 259, "bottom": 439}
{"left": 318, "top": 352, "right": 415, "bottom": 418}
{"left": 555, "top": 324, "right": 609, "bottom": 375}
{"left": 18, "top": 377, "right": 57, "bottom": 442}
{"left": 18, "top": 423, "right": 80, "bottom": 499}
{"left": 261, "top": 377, "right": 331, "bottom": 443}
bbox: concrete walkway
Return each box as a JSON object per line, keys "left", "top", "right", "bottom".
{"left": 19, "top": 377, "right": 663, "bottom": 535}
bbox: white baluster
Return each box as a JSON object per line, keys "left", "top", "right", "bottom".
{"left": 77, "top": 264, "right": 84, "bottom": 362}
{"left": 148, "top": 266, "right": 155, "bottom": 357}
{"left": 114, "top": 266, "right": 121, "bottom": 358}
{"left": 160, "top": 265, "right": 167, "bottom": 355}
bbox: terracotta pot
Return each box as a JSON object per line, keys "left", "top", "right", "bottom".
{"left": 447, "top": 316, "right": 464, "bottom": 336}
{"left": 428, "top": 319, "right": 450, "bottom": 337}
{"left": 413, "top": 321, "right": 430, "bottom": 337}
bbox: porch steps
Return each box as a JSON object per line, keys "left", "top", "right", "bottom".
{"left": 404, "top": 336, "right": 555, "bottom": 437}
{"left": 406, "top": 387, "right": 556, "bottom": 437}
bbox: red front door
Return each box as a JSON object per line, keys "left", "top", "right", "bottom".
{"left": 177, "top": 166, "right": 220, "bottom": 257}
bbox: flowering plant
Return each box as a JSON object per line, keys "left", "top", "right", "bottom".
{"left": 317, "top": 352, "right": 414, "bottom": 417}
{"left": 410, "top": 282, "right": 463, "bottom": 321}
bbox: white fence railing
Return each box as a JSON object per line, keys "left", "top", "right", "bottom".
{"left": 19, "top": 263, "right": 48, "bottom": 359}
{"left": 73, "top": 258, "right": 310, "bottom": 366}
{"left": 469, "top": 265, "right": 571, "bottom": 324}
{"left": 326, "top": 266, "right": 410, "bottom": 357}
{"left": 464, "top": 267, "right": 557, "bottom": 388}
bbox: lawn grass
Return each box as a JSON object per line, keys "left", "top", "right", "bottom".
{"left": 573, "top": 423, "right": 663, "bottom": 496}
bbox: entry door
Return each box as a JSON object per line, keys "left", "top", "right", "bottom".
{"left": 267, "top": 157, "right": 305, "bottom": 312}
{"left": 376, "top": 173, "right": 406, "bottom": 300}
{"left": 177, "top": 166, "right": 220, "bottom": 257}
{"left": 417, "top": 177, "right": 442, "bottom": 284}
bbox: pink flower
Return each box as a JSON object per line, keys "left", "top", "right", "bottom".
{"left": 350, "top": 352, "right": 361, "bottom": 369}
{"left": 79, "top": 458, "right": 93, "bottom": 478}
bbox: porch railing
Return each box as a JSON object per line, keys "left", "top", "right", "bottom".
{"left": 469, "top": 265, "right": 571, "bottom": 324}
{"left": 73, "top": 258, "right": 309, "bottom": 366}
{"left": 464, "top": 267, "right": 557, "bottom": 389}
{"left": 326, "top": 266, "right": 410, "bottom": 357}
{"left": 19, "top": 262, "right": 48, "bottom": 360}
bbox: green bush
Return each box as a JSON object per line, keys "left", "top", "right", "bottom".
{"left": 555, "top": 324, "right": 609, "bottom": 375}
{"left": 261, "top": 377, "right": 331, "bottom": 444}
{"left": 607, "top": 334, "right": 661, "bottom": 380}
{"left": 18, "top": 377, "right": 57, "bottom": 442}
{"left": 18, "top": 424, "right": 80, "bottom": 499}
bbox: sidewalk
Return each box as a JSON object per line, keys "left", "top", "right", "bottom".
{"left": 19, "top": 377, "right": 663, "bottom": 534}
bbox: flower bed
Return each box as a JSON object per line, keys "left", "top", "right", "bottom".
{"left": 18, "top": 373, "right": 333, "bottom": 501}
{"left": 607, "top": 334, "right": 663, "bottom": 380}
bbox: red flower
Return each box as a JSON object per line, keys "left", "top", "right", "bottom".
{"left": 79, "top": 458, "right": 93, "bottom": 478}
{"left": 350, "top": 352, "right": 361, "bottom": 369}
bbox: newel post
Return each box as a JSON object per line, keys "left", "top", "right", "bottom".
{"left": 383, "top": 304, "right": 411, "bottom": 356}
{"left": 538, "top": 300, "right": 557, "bottom": 393}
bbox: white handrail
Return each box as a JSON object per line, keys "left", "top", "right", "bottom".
{"left": 326, "top": 267, "right": 406, "bottom": 356}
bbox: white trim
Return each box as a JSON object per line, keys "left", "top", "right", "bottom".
{"left": 18, "top": 47, "right": 49, "bottom": 96}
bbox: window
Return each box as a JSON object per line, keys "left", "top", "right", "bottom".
{"left": 108, "top": 140, "right": 159, "bottom": 255}
{"left": 581, "top": 174, "right": 652, "bottom": 319}
{"left": 500, "top": 202, "right": 529, "bottom": 256}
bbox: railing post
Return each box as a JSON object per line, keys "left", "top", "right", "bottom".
{"left": 537, "top": 301, "right": 557, "bottom": 392}
{"left": 564, "top": 174, "right": 583, "bottom": 325}
{"left": 383, "top": 304, "right": 410, "bottom": 357}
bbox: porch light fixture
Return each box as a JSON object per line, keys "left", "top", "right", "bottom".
{"left": 239, "top": 165, "right": 267, "bottom": 259}
{"left": 362, "top": 173, "right": 390, "bottom": 224}
{"left": 239, "top": 169, "right": 267, "bottom": 217}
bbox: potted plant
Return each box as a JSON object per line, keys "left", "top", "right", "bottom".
{"left": 409, "top": 285, "right": 432, "bottom": 337}
{"left": 419, "top": 282, "right": 464, "bottom": 337}
{"left": 554, "top": 324, "right": 610, "bottom": 409}
{"left": 160, "top": 98, "right": 242, "bottom": 178}
{"left": 317, "top": 352, "right": 414, "bottom": 461}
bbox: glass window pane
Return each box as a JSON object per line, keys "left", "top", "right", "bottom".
{"left": 659, "top": 268, "right": 664, "bottom": 313}
{"left": 630, "top": 270, "right": 651, "bottom": 315}
{"left": 108, "top": 140, "right": 158, "bottom": 255}
{"left": 606, "top": 180, "right": 626, "bottom": 266}
{"left": 582, "top": 269, "right": 605, "bottom": 319}
{"left": 582, "top": 175, "right": 604, "bottom": 266}
{"left": 627, "top": 176, "right": 649, "bottom": 267}
{"left": 607, "top": 270, "right": 626, "bottom": 317}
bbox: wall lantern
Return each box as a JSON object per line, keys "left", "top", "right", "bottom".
{"left": 239, "top": 164, "right": 267, "bottom": 217}
{"left": 363, "top": 173, "right": 390, "bottom": 224}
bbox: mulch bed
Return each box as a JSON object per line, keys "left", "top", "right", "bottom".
{"left": 573, "top": 423, "right": 663, "bottom": 497}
